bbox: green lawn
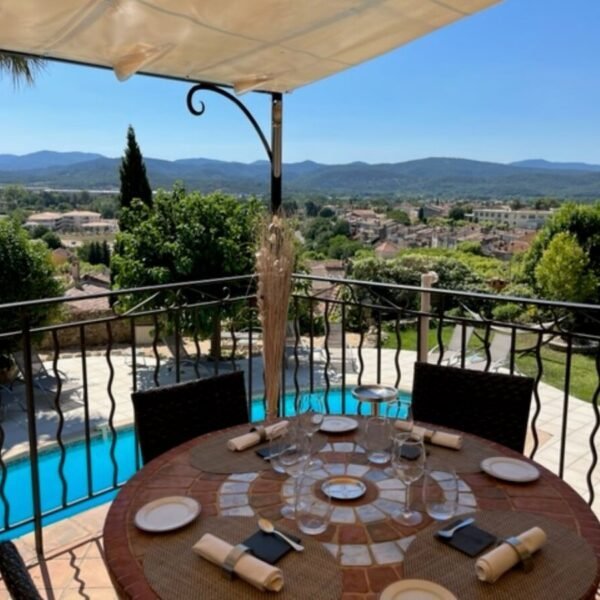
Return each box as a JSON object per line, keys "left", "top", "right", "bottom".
{"left": 382, "top": 325, "right": 598, "bottom": 402}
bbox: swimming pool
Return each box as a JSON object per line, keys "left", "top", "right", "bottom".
{"left": 0, "top": 388, "right": 410, "bottom": 540}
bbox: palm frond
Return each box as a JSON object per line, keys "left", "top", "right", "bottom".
{"left": 0, "top": 52, "right": 45, "bottom": 87}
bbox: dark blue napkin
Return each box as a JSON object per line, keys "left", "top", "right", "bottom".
{"left": 243, "top": 529, "right": 301, "bottom": 564}
{"left": 435, "top": 521, "right": 496, "bottom": 557}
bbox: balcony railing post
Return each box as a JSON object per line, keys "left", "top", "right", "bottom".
{"left": 21, "top": 315, "right": 44, "bottom": 557}
{"left": 418, "top": 272, "right": 438, "bottom": 363}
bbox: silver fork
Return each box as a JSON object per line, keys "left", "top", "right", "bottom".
{"left": 436, "top": 517, "right": 475, "bottom": 539}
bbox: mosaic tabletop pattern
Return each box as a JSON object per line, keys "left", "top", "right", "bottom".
{"left": 104, "top": 421, "right": 600, "bottom": 599}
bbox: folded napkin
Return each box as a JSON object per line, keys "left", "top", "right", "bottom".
{"left": 475, "top": 526, "right": 547, "bottom": 583}
{"left": 193, "top": 533, "right": 284, "bottom": 592}
{"left": 394, "top": 420, "right": 463, "bottom": 450}
{"left": 227, "top": 421, "right": 289, "bottom": 452}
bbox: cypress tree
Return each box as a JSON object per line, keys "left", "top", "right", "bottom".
{"left": 102, "top": 240, "right": 111, "bottom": 266}
{"left": 119, "top": 125, "right": 152, "bottom": 211}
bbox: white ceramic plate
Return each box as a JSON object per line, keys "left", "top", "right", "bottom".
{"left": 480, "top": 457, "right": 540, "bottom": 483}
{"left": 320, "top": 416, "right": 359, "bottom": 433}
{"left": 134, "top": 496, "right": 201, "bottom": 532}
{"left": 380, "top": 579, "right": 457, "bottom": 600}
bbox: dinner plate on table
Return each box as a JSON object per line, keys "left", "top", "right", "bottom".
{"left": 134, "top": 496, "right": 201, "bottom": 532}
{"left": 480, "top": 457, "right": 540, "bottom": 483}
{"left": 320, "top": 415, "right": 358, "bottom": 433}
{"left": 380, "top": 579, "right": 457, "bottom": 600}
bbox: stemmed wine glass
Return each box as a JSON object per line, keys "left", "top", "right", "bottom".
{"left": 391, "top": 432, "right": 426, "bottom": 526}
{"left": 296, "top": 393, "right": 325, "bottom": 463}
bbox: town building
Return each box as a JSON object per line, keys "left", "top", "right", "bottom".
{"left": 471, "top": 208, "right": 551, "bottom": 229}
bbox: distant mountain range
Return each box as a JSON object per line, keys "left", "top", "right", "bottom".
{"left": 1, "top": 151, "right": 600, "bottom": 198}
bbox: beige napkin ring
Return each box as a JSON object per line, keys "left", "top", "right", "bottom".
{"left": 222, "top": 543, "right": 250, "bottom": 579}
{"left": 250, "top": 425, "right": 267, "bottom": 442}
{"left": 504, "top": 536, "right": 533, "bottom": 572}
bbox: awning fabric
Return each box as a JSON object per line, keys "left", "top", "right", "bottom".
{"left": 0, "top": 0, "right": 500, "bottom": 92}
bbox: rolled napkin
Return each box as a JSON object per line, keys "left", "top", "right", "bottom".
{"left": 193, "top": 533, "right": 284, "bottom": 592}
{"left": 475, "top": 527, "right": 547, "bottom": 583}
{"left": 394, "top": 420, "right": 463, "bottom": 450}
{"left": 227, "top": 420, "right": 289, "bottom": 452}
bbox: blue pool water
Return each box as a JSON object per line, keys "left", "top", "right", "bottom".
{"left": 1, "top": 388, "right": 410, "bottom": 540}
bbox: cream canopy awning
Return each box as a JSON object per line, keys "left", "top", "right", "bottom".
{"left": 1, "top": 0, "right": 500, "bottom": 92}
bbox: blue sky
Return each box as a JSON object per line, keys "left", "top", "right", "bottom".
{"left": 1, "top": 0, "right": 600, "bottom": 165}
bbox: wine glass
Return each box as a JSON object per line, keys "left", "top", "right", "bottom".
{"left": 391, "top": 432, "right": 425, "bottom": 526}
{"left": 277, "top": 429, "right": 310, "bottom": 518}
{"left": 422, "top": 461, "right": 458, "bottom": 521}
{"left": 296, "top": 393, "right": 325, "bottom": 462}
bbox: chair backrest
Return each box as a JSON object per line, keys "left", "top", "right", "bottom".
{"left": 13, "top": 351, "right": 48, "bottom": 378}
{"left": 0, "top": 541, "right": 42, "bottom": 600}
{"left": 488, "top": 333, "right": 512, "bottom": 364}
{"left": 446, "top": 324, "right": 474, "bottom": 352}
{"left": 411, "top": 362, "right": 534, "bottom": 453}
{"left": 131, "top": 371, "right": 249, "bottom": 464}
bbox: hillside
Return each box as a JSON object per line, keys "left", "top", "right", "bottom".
{"left": 1, "top": 152, "right": 599, "bottom": 198}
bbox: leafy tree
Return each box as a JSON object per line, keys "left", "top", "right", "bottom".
{"left": 112, "top": 187, "right": 263, "bottom": 291}
{"left": 344, "top": 253, "right": 488, "bottom": 330}
{"left": 30, "top": 225, "right": 50, "bottom": 239}
{"left": 332, "top": 219, "right": 351, "bottom": 237}
{"left": 41, "top": 231, "right": 62, "bottom": 250}
{"left": 319, "top": 207, "right": 335, "bottom": 218}
{"left": 534, "top": 232, "right": 597, "bottom": 303}
{"left": 448, "top": 206, "right": 465, "bottom": 221}
{"left": 0, "top": 220, "right": 62, "bottom": 350}
{"left": 327, "top": 235, "right": 363, "bottom": 260}
{"left": 417, "top": 206, "right": 426, "bottom": 223}
{"left": 456, "top": 241, "right": 483, "bottom": 256}
{"left": 520, "top": 203, "right": 600, "bottom": 302}
{"left": 387, "top": 209, "right": 411, "bottom": 226}
{"left": 305, "top": 201, "right": 320, "bottom": 217}
{"left": 119, "top": 125, "right": 152, "bottom": 212}
{"left": 509, "top": 199, "right": 523, "bottom": 211}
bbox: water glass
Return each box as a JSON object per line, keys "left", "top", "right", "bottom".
{"left": 295, "top": 477, "right": 332, "bottom": 535}
{"left": 391, "top": 432, "right": 425, "bottom": 526}
{"left": 365, "top": 416, "right": 392, "bottom": 464}
{"left": 271, "top": 428, "right": 310, "bottom": 518}
{"left": 423, "top": 463, "right": 458, "bottom": 521}
{"left": 296, "top": 393, "right": 326, "bottom": 436}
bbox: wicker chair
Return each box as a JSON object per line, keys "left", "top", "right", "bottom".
{"left": 411, "top": 362, "right": 534, "bottom": 453}
{"left": 0, "top": 541, "right": 42, "bottom": 600}
{"left": 132, "top": 371, "right": 249, "bottom": 464}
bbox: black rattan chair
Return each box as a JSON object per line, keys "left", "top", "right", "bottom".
{"left": 132, "top": 371, "right": 249, "bottom": 464}
{"left": 411, "top": 362, "right": 534, "bottom": 453}
{"left": 0, "top": 541, "right": 42, "bottom": 600}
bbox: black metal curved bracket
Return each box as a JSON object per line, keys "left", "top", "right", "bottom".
{"left": 186, "top": 83, "right": 282, "bottom": 212}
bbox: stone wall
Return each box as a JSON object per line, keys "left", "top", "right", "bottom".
{"left": 38, "top": 311, "right": 133, "bottom": 351}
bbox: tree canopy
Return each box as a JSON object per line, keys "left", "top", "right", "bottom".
{"left": 0, "top": 220, "right": 62, "bottom": 340}
{"left": 111, "top": 187, "right": 263, "bottom": 291}
{"left": 520, "top": 202, "right": 600, "bottom": 302}
{"left": 534, "top": 232, "right": 597, "bottom": 303}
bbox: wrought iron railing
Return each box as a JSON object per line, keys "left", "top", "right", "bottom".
{"left": 0, "top": 273, "right": 598, "bottom": 555}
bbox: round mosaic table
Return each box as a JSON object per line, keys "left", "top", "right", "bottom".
{"left": 104, "top": 420, "right": 600, "bottom": 599}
